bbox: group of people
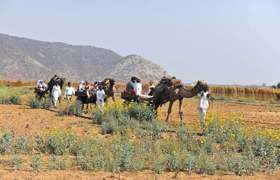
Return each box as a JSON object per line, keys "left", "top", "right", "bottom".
{"left": 36, "top": 80, "right": 106, "bottom": 110}
{"left": 36, "top": 76, "right": 211, "bottom": 132}
{"left": 77, "top": 80, "right": 106, "bottom": 112}
{"left": 126, "top": 76, "right": 155, "bottom": 98}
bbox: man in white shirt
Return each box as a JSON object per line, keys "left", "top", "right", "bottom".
{"left": 96, "top": 85, "right": 106, "bottom": 113}
{"left": 64, "top": 82, "right": 75, "bottom": 102}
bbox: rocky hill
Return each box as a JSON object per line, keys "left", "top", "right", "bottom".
{"left": 109, "top": 55, "right": 167, "bottom": 81}
{"left": 0, "top": 33, "right": 167, "bottom": 82}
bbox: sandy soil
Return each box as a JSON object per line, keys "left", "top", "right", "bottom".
{"left": 0, "top": 170, "right": 279, "bottom": 180}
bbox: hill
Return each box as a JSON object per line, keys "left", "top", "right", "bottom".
{"left": 0, "top": 33, "right": 167, "bottom": 81}
{"left": 109, "top": 55, "right": 167, "bottom": 81}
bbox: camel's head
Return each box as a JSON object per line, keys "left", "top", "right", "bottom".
{"left": 193, "top": 80, "right": 209, "bottom": 94}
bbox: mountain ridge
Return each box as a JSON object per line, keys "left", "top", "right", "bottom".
{"left": 0, "top": 33, "right": 167, "bottom": 82}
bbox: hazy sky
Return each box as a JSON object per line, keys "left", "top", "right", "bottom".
{"left": 1, "top": 0, "right": 280, "bottom": 85}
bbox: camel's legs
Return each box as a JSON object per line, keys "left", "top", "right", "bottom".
{"left": 179, "top": 98, "right": 184, "bottom": 122}
{"left": 166, "top": 100, "right": 174, "bottom": 122}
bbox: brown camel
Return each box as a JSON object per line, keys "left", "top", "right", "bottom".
{"left": 152, "top": 80, "right": 209, "bottom": 122}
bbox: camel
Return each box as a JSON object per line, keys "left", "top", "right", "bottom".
{"left": 152, "top": 80, "right": 209, "bottom": 122}
{"left": 47, "top": 74, "right": 65, "bottom": 96}
{"left": 101, "top": 78, "right": 116, "bottom": 102}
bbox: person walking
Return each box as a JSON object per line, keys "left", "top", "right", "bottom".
{"left": 52, "top": 82, "right": 61, "bottom": 107}
{"left": 198, "top": 91, "right": 210, "bottom": 133}
{"left": 96, "top": 85, "right": 106, "bottom": 113}
{"left": 64, "top": 82, "right": 75, "bottom": 102}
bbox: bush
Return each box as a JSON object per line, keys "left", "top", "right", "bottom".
{"left": 29, "top": 98, "right": 51, "bottom": 109}
{"left": 31, "top": 155, "right": 43, "bottom": 171}
{"left": 227, "top": 153, "right": 259, "bottom": 176}
{"left": 166, "top": 151, "right": 181, "bottom": 172}
{"left": 29, "top": 98, "right": 41, "bottom": 109}
{"left": 59, "top": 101, "right": 82, "bottom": 116}
{"left": 251, "top": 136, "right": 275, "bottom": 158}
{"left": 127, "top": 103, "right": 156, "bottom": 122}
{"left": 0, "top": 96, "right": 21, "bottom": 105}
{"left": 10, "top": 155, "right": 23, "bottom": 170}
{"left": 0, "top": 133, "right": 14, "bottom": 155}
{"left": 9, "top": 96, "right": 21, "bottom": 105}
{"left": 195, "top": 152, "right": 216, "bottom": 175}
{"left": 181, "top": 152, "right": 195, "bottom": 174}
{"left": 48, "top": 155, "right": 68, "bottom": 170}
{"left": 77, "top": 155, "right": 95, "bottom": 170}
{"left": 46, "top": 131, "right": 78, "bottom": 155}
{"left": 15, "top": 136, "right": 29, "bottom": 154}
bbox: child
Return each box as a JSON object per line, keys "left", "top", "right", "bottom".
{"left": 64, "top": 82, "right": 75, "bottom": 102}
{"left": 198, "top": 91, "right": 210, "bottom": 133}
{"left": 96, "top": 85, "right": 106, "bottom": 113}
{"left": 52, "top": 82, "right": 61, "bottom": 107}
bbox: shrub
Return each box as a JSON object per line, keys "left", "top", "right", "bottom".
{"left": 32, "top": 136, "right": 46, "bottom": 153}
{"left": 181, "top": 152, "right": 195, "bottom": 174}
{"left": 10, "top": 155, "right": 23, "bottom": 170}
{"left": 110, "top": 137, "right": 135, "bottom": 172}
{"left": 92, "top": 110, "right": 104, "bottom": 124}
{"left": 76, "top": 139, "right": 109, "bottom": 171}
{"left": 31, "top": 155, "right": 43, "bottom": 171}
{"left": 29, "top": 98, "right": 41, "bottom": 109}
{"left": 127, "top": 103, "right": 156, "bottom": 122}
{"left": 46, "top": 131, "right": 78, "bottom": 155}
{"left": 0, "top": 96, "right": 21, "bottom": 105}
{"left": 15, "top": 136, "right": 29, "bottom": 154}
{"left": 0, "top": 133, "right": 14, "bottom": 155}
{"left": 195, "top": 152, "right": 216, "bottom": 175}
{"left": 59, "top": 101, "right": 82, "bottom": 116}
{"left": 29, "top": 98, "right": 51, "bottom": 109}
{"left": 77, "top": 155, "right": 94, "bottom": 170}
{"left": 152, "top": 154, "right": 167, "bottom": 174}
{"left": 48, "top": 155, "right": 68, "bottom": 170}
{"left": 251, "top": 136, "right": 275, "bottom": 158}
{"left": 166, "top": 151, "right": 181, "bottom": 172}
{"left": 101, "top": 117, "right": 118, "bottom": 135}
{"left": 9, "top": 95, "right": 21, "bottom": 105}
{"left": 227, "top": 153, "right": 259, "bottom": 176}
